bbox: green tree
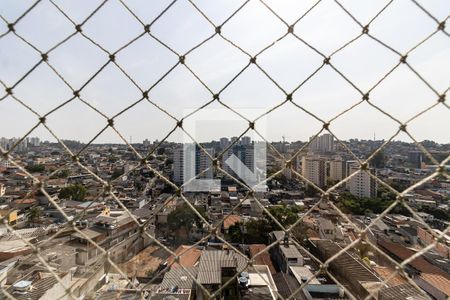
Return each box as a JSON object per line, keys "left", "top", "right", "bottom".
{"left": 291, "top": 222, "right": 309, "bottom": 246}
{"left": 167, "top": 204, "right": 207, "bottom": 238}
{"left": 371, "top": 150, "right": 386, "bottom": 168}
{"left": 227, "top": 223, "right": 243, "bottom": 243}
{"left": 59, "top": 184, "right": 87, "bottom": 201}
{"left": 108, "top": 155, "right": 118, "bottom": 163}
{"left": 421, "top": 207, "right": 450, "bottom": 221}
{"left": 49, "top": 169, "right": 70, "bottom": 179}
{"left": 244, "top": 219, "right": 272, "bottom": 244}
{"left": 25, "top": 164, "right": 45, "bottom": 173}
{"left": 164, "top": 158, "right": 173, "bottom": 166}
{"left": 266, "top": 205, "right": 300, "bottom": 227}
{"left": 157, "top": 148, "right": 165, "bottom": 155}
{"left": 111, "top": 168, "right": 124, "bottom": 180}
{"left": 305, "top": 184, "right": 318, "bottom": 197}
{"left": 26, "top": 207, "right": 42, "bottom": 224}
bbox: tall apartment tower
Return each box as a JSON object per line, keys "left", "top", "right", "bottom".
{"left": 240, "top": 136, "right": 251, "bottom": 146}
{"left": 28, "top": 137, "right": 41, "bottom": 147}
{"left": 309, "top": 134, "right": 334, "bottom": 153}
{"left": 219, "top": 137, "right": 229, "bottom": 149}
{"left": 173, "top": 147, "right": 184, "bottom": 184}
{"left": 408, "top": 151, "right": 423, "bottom": 169}
{"left": 173, "top": 145, "right": 215, "bottom": 184}
{"left": 346, "top": 161, "right": 378, "bottom": 198}
{"left": 301, "top": 155, "right": 326, "bottom": 188}
{"left": 329, "top": 157, "right": 346, "bottom": 182}
{"left": 222, "top": 143, "right": 254, "bottom": 177}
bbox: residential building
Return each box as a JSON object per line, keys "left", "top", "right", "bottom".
{"left": 269, "top": 231, "right": 304, "bottom": 273}
{"left": 196, "top": 250, "right": 247, "bottom": 299}
{"left": 70, "top": 214, "right": 150, "bottom": 267}
{"left": 378, "top": 239, "right": 450, "bottom": 299}
{"left": 309, "top": 134, "right": 334, "bottom": 153}
{"left": 301, "top": 155, "right": 326, "bottom": 188}
{"left": 311, "top": 239, "right": 381, "bottom": 299}
{"left": 219, "top": 137, "right": 229, "bottom": 149}
{"left": 240, "top": 136, "right": 251, "bottom": 146}
{"left": 346, "top": 161, "right": 378, "bottom": 198}
{"left": 222, "top": 143, "right": 254, "bottom": 177}
{"left": 378, "top": 283, "right": 427, "bottom": 300}
{"left": 417, "top": 227, "right": 450, "bottom": 259}
{"left": 27, "top": 137, "right": 40, "bottom": 147}
{"left": 173, "top": 145, "right": 215, "bottom": 184}
{"left": 328, "top": 157, "right": 346, "bottom": 182}
{"left": 408, "top": 151, "right": 423, "bottom": 169}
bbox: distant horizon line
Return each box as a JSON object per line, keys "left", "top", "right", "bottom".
{"left": 2, "top": 136, "right": 448, "bottom": 146}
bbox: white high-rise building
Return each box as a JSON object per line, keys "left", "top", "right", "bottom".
{"left": 240, "top": 136, "right": 251, "bottom": 146}
{"left": 219, "top": 137, "right": 229, "bottom": 149}
{"left": 301, "top": 155, "right": 326, "bottom": 188}
{"left": 346, "top": 161, "right": 378, "bottom": 198}
{"left": 222, "top": 142, "right": 254, "bottom": 178}
{"left": 173, "top": 147, "right": 184, "bottom": 184}
{"left": 173, "top": 145, "right": 214, "bottom": 184}
{"left": 143, "top": 139, "right": 151, "bottom": 147}
{"left": 197, "top": 147, "right": 214, "bottom": 180}
{"left": 309, "top": 133, "right": 334, "bottom": 153}
{"left": 28, "top": 137, "right": 40, "bottom": 147}
{"left": 0, "top": 138, "right": 7, "bottom": 150}
{"left": 329, "top": 157, "right": 346, "bottom": 182}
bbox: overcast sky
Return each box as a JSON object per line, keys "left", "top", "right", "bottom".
{"left": 0, "top": 0, "right": 449, "bottom": 145}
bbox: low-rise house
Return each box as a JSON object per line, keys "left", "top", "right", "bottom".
{"left": 70, "top": 214, "right": 150, "bottom": 266}
{"left": 196, "top": 250, "right": 247, "bottom": 299}
{"left": 222, "top": 215, "right": 241, "bottom": 235}
{"left": 378, "top": 239, "right": 450, "bottom": 299}
{"left": 418, "top": 227, "right": 450, "bottom": 259}
{"left": 378, "top": 283, "right": 427, "bottom": 300}
{"left": 311, "top": 239, "right": 381, "bottom": 299}
{"left": 12, "top": 198, "right": 36, "bottom": 210}
{"left": 166, "top": 245, "right": 202, "bottom": 269}
{"left": 152, "top": 267, "right": 197, "bottom": 300}
{"left": 269, "top": 231, "right": 303, "bottom": 273}
{"left": 289, "top": 265, "right": 344, "bottom": 298}
{"left": 248, "top": 244, "right": 276, "bottom": 274}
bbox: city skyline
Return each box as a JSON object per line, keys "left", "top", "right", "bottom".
{"left": 2, "top": 134, "right": 450, "bottom": 146}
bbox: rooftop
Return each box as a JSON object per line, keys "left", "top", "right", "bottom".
{"left": 197, "top": 250, "right": 247, "bottom": 285}
{"left": 279, "top": 244, "right": 302, "bottom": 259}
{"left": 159, "top": 267, "right": 198, "bottom": 290}
{"left": 248, "top": 244, "right": 276, "bottom": 274}
{"left": 166, "top": 245, "right": 202, "bottom": 269}
{"left": 223, "top": 215, "right": 241, "bottom": 230}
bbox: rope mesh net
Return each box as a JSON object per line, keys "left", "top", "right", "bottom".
{"left": 0, "top": 0, "right": 449, "bottom": 299}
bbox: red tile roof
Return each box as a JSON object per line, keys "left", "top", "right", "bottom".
{"left": 249, "top": 244, "right": 276, "bottom": 274}
{"left": 167, "top": 245, "right": 202, "bottom": 269}
{"left": 13, "top": 198, "right": 36, "bottom": 204}
{"left": 373, "top": 266, "right": 407, "bottom": 287}
{"left": 223, "top": 215, "right": 241, "bottom": 230}
{"left": 378, "top": 239, "right": 450, "bottom": 297}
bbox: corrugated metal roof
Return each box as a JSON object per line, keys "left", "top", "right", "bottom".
{"left": 197, "top": 250, "right": 247, "bottom": 284}
{"left": 160, "top": 267, "right": 198, "bottom": 289}
{"left": 378, "top": 283, "right": 427, "bottom": 300}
